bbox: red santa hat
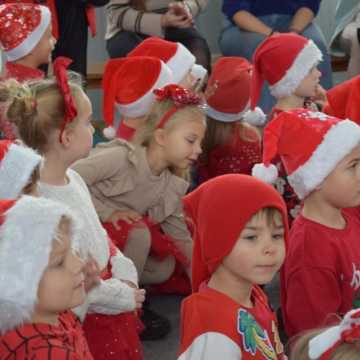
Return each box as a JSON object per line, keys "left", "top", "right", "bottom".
{"left": 183, "top": 174, "right": 288, "bottom": 292}
{"left": 102, "top": 56, "right": 173, "bottom": 139}
{"left": 127, "top": 37, "right": 196, "bottom": 84}
{"left": 0, "top": 140, "right": 41, "bottom": 199}
{"left": 324, "top": 75, "right": 360, "bottom": 125}
{"left": 253, "top": 109, "right": 360, "bottom": 199}
{"left": 0, "top": 3, "right": 51, "bottom": 61}
{"left": 206, "top": 56, "right": 266, "bottom": 126}
{"left": 249, "top": 33, "right": 323, "bottom": 112}
{"left": 0, "top": 196, "right": 76, "bottom": 334}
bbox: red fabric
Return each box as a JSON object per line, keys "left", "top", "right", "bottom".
{"left": 116, "top": 122, "right": 137, "bottom": 141}
{"left": 281, "top": 210, "right": 360, "bottom": 337}
{"left": 83, "top": 240, "right": 144, "bottom": 360}
{"left": 0, "top": 311, "right": 93, "bottom": 359}
{"left": 179, "top": 284, "right": 286, "bottom": 359}
{"left": 183, "top": 174, "right": 289, "bottom": 292}
{"left": 197, "top": 128, "right": 261, "bottom": 184}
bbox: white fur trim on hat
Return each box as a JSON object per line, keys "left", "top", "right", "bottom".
{"left": 0, "top": 143, "right": 41, "bottom": 199}
{"left": 206, "top": 101, "right": 250, "bottom": 123}
{"left": 252, "top": 163, "right": 279, "bottom": 184}
{"left": 191, "top": 64, "right": 207, "bottom": 82}
{"left": 269, "top": 40, "right": 323, "bottom": 98}
{"left": 0, "top": 196, "right": 76, "bottom": 334}
{"left": 243, "top": 107, "right": 267, "bottom": 126}
{"left": 5, "top": 6, "right": 51, "bottom": 62}
{"left": 115, "top": 62, "right": 173, "bottom": 118}
{"left": 288, "top": 119, "right": 360, "bottom": 199}
{"left": 167, "top": 43, "right": 196, "bottom": 84}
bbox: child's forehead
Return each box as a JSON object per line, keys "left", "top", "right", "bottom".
{"left": 245, "top": 208, "right": 284, "bottom": 228}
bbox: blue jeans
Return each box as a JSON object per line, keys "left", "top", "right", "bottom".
{"left": 219, "top": 14, "right": 333, "bottom": 113}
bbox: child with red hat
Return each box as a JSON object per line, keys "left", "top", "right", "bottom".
{"left": 196, "top": 56, "right": 263, "bottom": 184}
{"left": 253, "top": 108, "right": 360, "bottom": 337}
{"left": 0, "top": 3, "right": 56, "bottom": 140}
{"left": 178, "top": 174, "right": 288, "bottom": 359}
{"left": 250, "top": 32, "right": 323, "bottom": 223}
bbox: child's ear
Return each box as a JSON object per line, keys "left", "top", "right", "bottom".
{"left": 154, "top": 128, "right": 166, "bottom": 146}
{"left": 59, "top": 128, "right": 73, "bottom": 148}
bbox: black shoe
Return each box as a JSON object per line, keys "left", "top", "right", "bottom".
{"left": 140, "top": 307, "right": 171, "bottom": 341}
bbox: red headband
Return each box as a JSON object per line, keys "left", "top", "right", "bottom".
{"left": 153, "top": 84, "right": 202, "bottom": 129}
{"left": 53, "top": 57, "right": 78, "bottom": 143}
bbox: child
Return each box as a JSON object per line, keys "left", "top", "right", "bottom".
{"left": 178, "top": 174, "right": 288, "bottom": 359}
{"left": 323, "top": 74, "right": 360, "bottom": 125}
{"left": 196, "top": 56, "right": 263, "bottom": 184}
{"left": 290, "top": 308, "right": 360, "bottom": 359}
{"left": 250, "top": 32, "right": 323, "bottom": 223}
{"left": 0, "top": 139, "right": 41, "bottom": 198}
{"left": 0, "top": 3, "right": 55, "bottom": 140}
{"left": 0, "top": 195, "right": 93, "bottom": 359}
{"left": 102, "top": 56, "right": 173, "bottom": 141}
{"left": 253, "top": 108, "right": 360, "bottom": 337}
{"left": 72, "top": 83, "right": 205, "bottom": 324}
{"left": 4, "top": 57, "right": 145, "bottom": 359}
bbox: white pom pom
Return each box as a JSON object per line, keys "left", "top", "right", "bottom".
{"left": 252, "top": 163, "right": 278, "bottom": 184}
{"left": 103, "top": 126, "right": 116, "bottom": 140}
{"left": 243, "top": 107, "right": 267, "bottom": 126}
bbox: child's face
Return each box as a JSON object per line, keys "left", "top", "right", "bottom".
{"left": 162, "top": 113, "right": 205, "bottom": 170}
{"left": 222, "top": 210, "right": 286, "bottom": 286}
{"left": 36, "top": 219, "right": 85, "bottom": 315}
{"left": 65, "top": 90, "right": 94, "bottom": 162}
{"left": 294, "top": 66, "right": 321, "bottom": 99}
{"left": 30, "top": 24, "right": 56, "bottom": 66}
{"left": 318, "top": 144, "right": 360, "bottom": 208}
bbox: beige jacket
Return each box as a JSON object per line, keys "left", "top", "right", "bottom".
{"left": 105, "top": 0, "right": 208, "bottom": 40}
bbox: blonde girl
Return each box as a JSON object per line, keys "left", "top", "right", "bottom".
{"left": 3, "top": 57, "right": 145, "bottom": 360}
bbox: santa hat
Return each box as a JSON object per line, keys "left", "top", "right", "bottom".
{"left": 102, "top": 56, "right": 173, "bottom": 139}
{"left": 183, "top": 174, "right": 288, "bottom": 292}
{"left": 324, "top": 75, "right": 360, "bottom": 125}
{"left": 253, "top": 109, "right": 360, "bottom": 199}
{"left": 206, "top": 57, "right": 266, "bottom": 126}
{"left": 0, "top": 140, "right": 42, "bottom": 199}
{"left": 0, "top": 3, "right": 51, "bottom": 61}
{"left": 127, "top": 37, "right": 196, "bottom": 84}
{"left": 0, "top": 196, "right": 76, "bottom": 334}
{"left": 249, "top": 33, "right": 323, "bottom": 113}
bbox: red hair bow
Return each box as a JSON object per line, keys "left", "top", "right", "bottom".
{"left": 53, "top": 57, "right": 78, "bottom": 143}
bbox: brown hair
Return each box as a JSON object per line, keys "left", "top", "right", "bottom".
{"left": 200, "top": 116, "right": 260, "bottom": 163}
{"left": 0, "top": 74, "right": 83, "bottom": 154}
{"left": 289, "top": 327, "right": 360, "bottom": 360}
{"left": 22, "top": 164, "right": 40, "bottom": 195}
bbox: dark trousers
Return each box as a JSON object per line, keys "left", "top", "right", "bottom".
{"left": 106, "top": 27, "right": 211, "bottom": 73}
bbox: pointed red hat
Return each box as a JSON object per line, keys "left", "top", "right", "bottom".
{"left": 253, "top": 109, "right": 360, "bottom": 199}
{"left": 128, "top": 37, "right": 195, "bottom": 84}
{"left": 102, "top": 56, "right": 173, "bottom": 139}
{"left": 0, "top": 3, "right": 51, "bottom": 61}
{"left": 250, "top": 33, "right": 323, "bottom": 111}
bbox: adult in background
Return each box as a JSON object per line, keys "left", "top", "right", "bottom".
{"left": 219, "top": 0, "right": 332, "bottom": 113}
{"left": 105, "top": 0, "right": 211, "bottom": 72}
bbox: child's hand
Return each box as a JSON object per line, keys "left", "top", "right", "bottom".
{"left": 108, "top": 210, "right": 142, "bottom": 229}
{"left": 168, "top": 2, "right": 192, "bottom": 21}
{"left": 134, "top": 288, "right": 146, "bottom": 309}
{"left": 83, "top": 256, "right": 101, "bottom": 293}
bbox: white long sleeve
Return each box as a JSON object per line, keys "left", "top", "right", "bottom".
{"left": 111, "top": 248, "right": 138, "bottom": 285}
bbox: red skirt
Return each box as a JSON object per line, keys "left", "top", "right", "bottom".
{"left": 83, "top": 312, "right": 144, "bottom": 360}
{"left": 103, "top": 218, "right": 191, "bottom": 295}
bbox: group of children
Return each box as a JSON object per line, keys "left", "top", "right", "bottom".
{"left": 2, "top": 2, "right": 360, "bottom": 360}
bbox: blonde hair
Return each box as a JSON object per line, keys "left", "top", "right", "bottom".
{"left": 0, "top": 74, "right": 83, "bottom": 153}
{"left": 201, "top": 116, "right": 260, "bottom": 163}
{"left": 251, "top": 207, "right": 283, "bottom": 228}
{"left": 290, "top": 327, "right": 360, "bottom": 360}
{"left": 133, "top": 97, "right": 205, "bottom": 178}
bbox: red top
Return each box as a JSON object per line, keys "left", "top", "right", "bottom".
{"left": 197, "top": 127, "right": 261, "bottom": 184}
{"left": 179, "top": 284, "right": 286, "bottom": 359}
{"left": 116, "top": 121, "right": 136, "bottom": 141}
{"left": 0, "top": 311, "right": 93, "bottom": 359}
{"left": 281, "top": 209, "right": 360, "bottom": 337}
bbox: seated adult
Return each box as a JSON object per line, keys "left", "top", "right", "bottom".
{"left": 219, "top": 0, "right": 333, "bottom": 113}
{"left": 105, "top": 0, "right": 211, "bottom": 72}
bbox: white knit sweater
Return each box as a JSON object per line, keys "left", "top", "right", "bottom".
{"left": 38, "top": 169, "right": 138, "bottom": 320}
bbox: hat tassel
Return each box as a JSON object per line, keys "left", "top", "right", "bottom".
{"left": 252, "top": 163, "right": 278, "bottom": 184}
{"left": 243, "top": 107, "right": 267, "bottom": 126}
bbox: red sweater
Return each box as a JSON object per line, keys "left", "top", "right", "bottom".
{"left": 281, "top": 210, "right": 360, "bottom": 337}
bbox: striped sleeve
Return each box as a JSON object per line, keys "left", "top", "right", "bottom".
{"left": 183, "top": 0, "right": 208, "bottom": 17}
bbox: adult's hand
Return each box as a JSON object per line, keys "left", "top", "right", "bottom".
{"left": 161, "top": 9, "right": 193, "bottom": 28}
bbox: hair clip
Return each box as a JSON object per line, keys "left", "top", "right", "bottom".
{"left": 308, "top": 309, "right": 360, "bottom": 359}
{"left": 53, "top": 57, "right": 78, "bottom": 143}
